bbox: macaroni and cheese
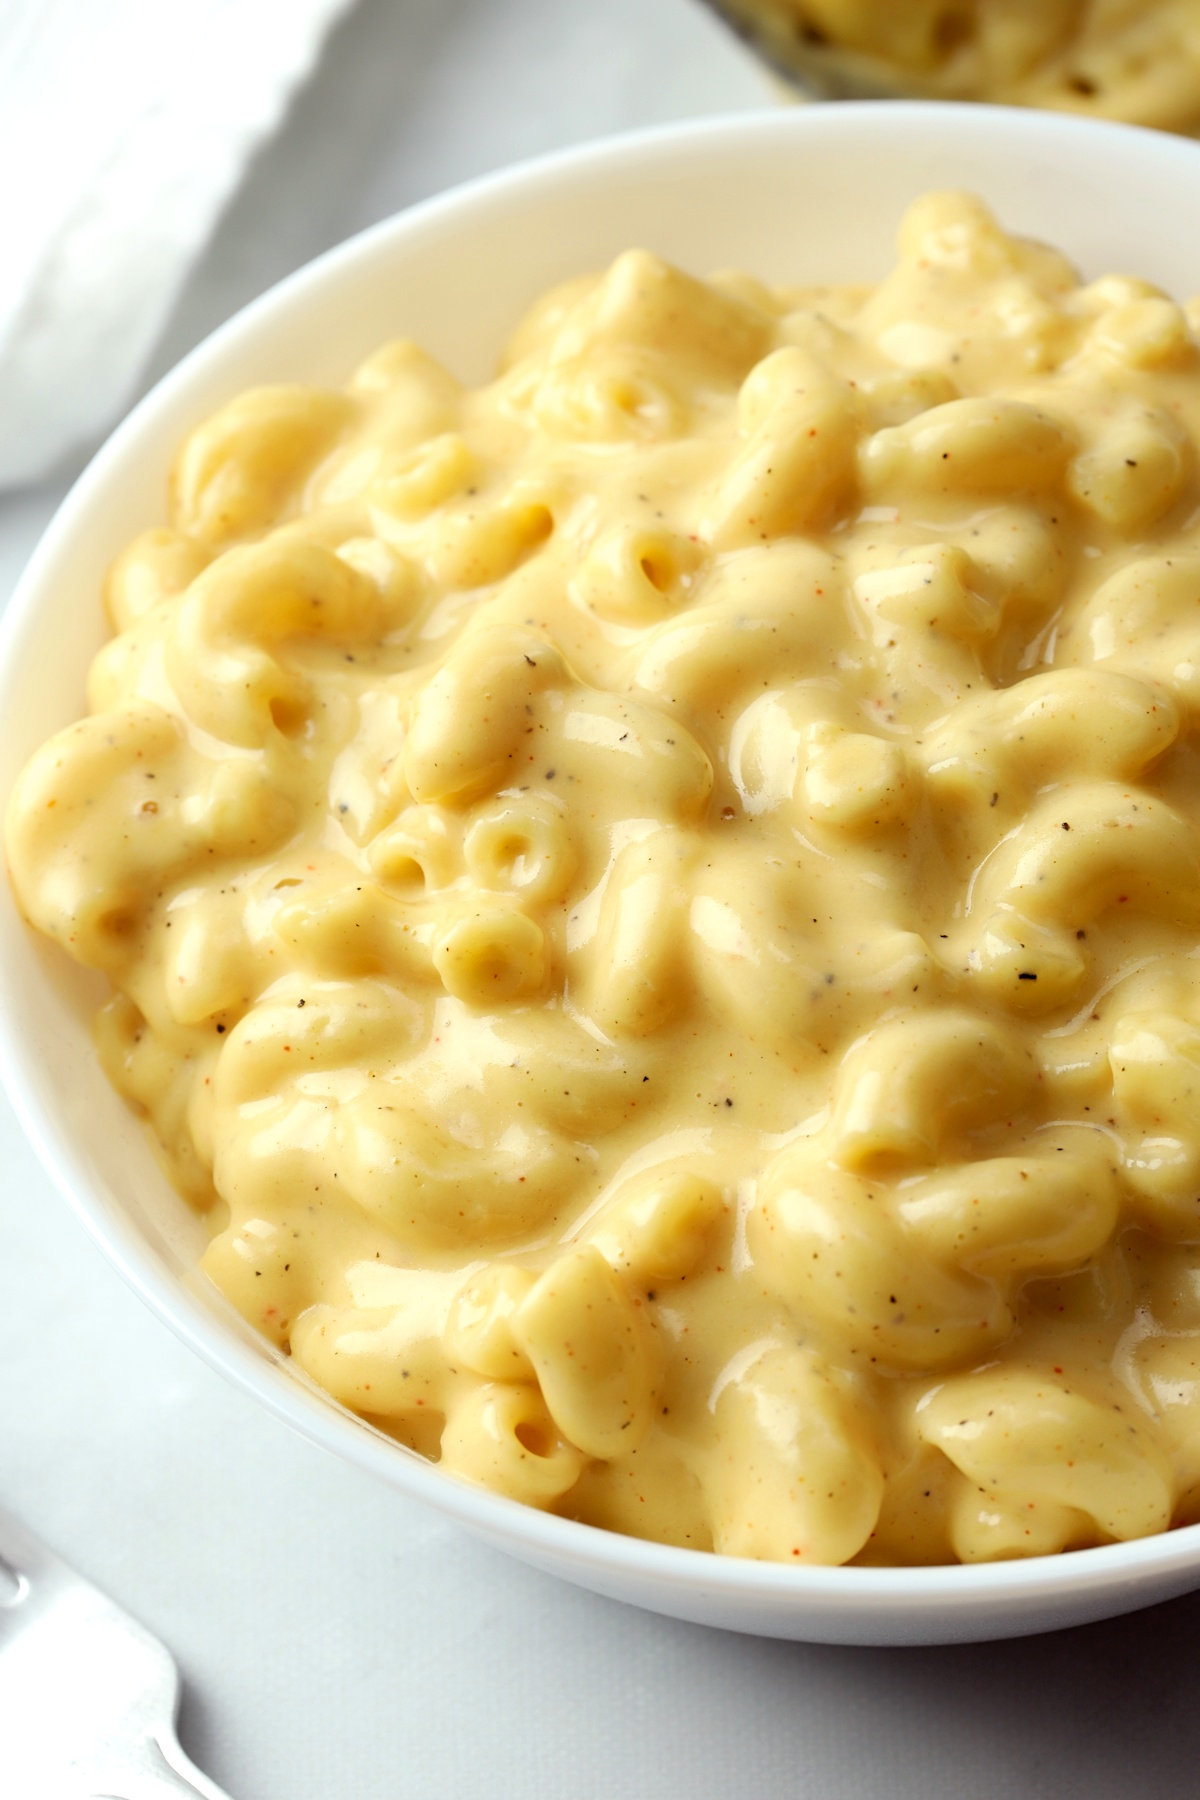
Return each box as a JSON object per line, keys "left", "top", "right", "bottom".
{"left": 13, "top": 192, "right": 1200, "bottom": 1565}
{"left": 709, "top": 1, "right": 1200, "bottom": 134}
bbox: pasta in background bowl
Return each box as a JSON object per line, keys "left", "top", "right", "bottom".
{"left": 703, "top": 1, "right": 1200, "bottom": 134}
{"left": 8, "top": 103, "right": 1200, "bottom": 1642}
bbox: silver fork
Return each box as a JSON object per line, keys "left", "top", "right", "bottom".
{"left": 0, "top": 1503, "right": 233, "bottom": 1799}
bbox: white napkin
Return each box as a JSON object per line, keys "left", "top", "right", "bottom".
{"left": 0, "top": 0, "right": 355, "bottom": 491}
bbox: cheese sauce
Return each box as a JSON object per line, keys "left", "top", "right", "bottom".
{"left": 12, "top": 192, "right": 1200, "bottom": 1563}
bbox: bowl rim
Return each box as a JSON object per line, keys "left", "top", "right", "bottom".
{"left": 6, "top": 96, "right": 1200, "bottom": 1633}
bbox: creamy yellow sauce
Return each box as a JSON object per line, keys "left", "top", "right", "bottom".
{"left": 14, "top": 192, "right": 1200, "bottom": 1564}
{"left": 712, "top": 0, "right": 1200, "bottom": 133}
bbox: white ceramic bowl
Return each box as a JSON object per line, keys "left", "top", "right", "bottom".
{"left": 7, "top": 101, "right": 1200, "bottom": 1646}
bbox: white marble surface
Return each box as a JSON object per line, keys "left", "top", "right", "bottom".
{"left": 3, "top": 2, "right": 1200, "bottom": 1795}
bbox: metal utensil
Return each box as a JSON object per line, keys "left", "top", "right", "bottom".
{"left": 0, "top": 1503, "right": 233, "bottom": 1798}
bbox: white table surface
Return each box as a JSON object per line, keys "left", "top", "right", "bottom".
{"left": 4, "top": 3, "right": 1200, "bottom": 1795}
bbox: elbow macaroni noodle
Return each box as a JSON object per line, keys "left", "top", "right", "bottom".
{"left": 18, "top": 191, "right": 1200, "bottom": 1564}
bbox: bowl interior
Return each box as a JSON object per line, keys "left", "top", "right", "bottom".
{"left": 6, "top": 102, "right": 1200, "bottom": 1644}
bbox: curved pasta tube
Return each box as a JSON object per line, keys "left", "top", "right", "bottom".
{"left": 1080, "top": 293, "right": 1194, "bottom": 372}
{"left": 369, "top": 803, "right": 462, "bottom": 894}
{"left": 959, "top": 783, "right": 1200, "bottom": 1008}
{"left": 546, "top": 248, "right": 767, "bottom": 388}
{"left": 917, "top": 1369, "right": 1174, "bottom": 1558}
{"left": 208, "top": 978, "right": 426, "bottom": 1234}
{"left": 426, "top": 481, "right": 555, "bottom": 590}
{"left": 323, "top": 534, "right": 420, "bottom": 621}
{"left": 349, "top": 335, "right": 464, "bottom": 407}
{"left": 1109, "top": 1010, "right": 1200, "bottom": 1233}
{"left": 273, "top": 877, "right": 440, "bottom": 986}
{"left": 475, "top": 1008, "right": 638, "bottom": 1139}
{"left": 920, "top": 668, "right": 1179, "bottom": 808}
{"left": 323, "top": 344, "right": 464, "bottom": 504}
{"left": 464, "top": 794, "right": 576, "bottom": 906}
{"left": 894, "top": 189, "right": 1071, "bottom": 268}
{"left": 705, "top": 1342, "right": 885, "bottom": 1565}
{"left": 5, "top": 705, "right": 294, "bottom": 970}
{"left": 532, "top": 250, "right": 766, "bottom": 442}
{"left": 751, "top": 1158, "right": 1012, "bottom": 1374}
{"left": 833, "top": 928, "right": 936, "bottom": 1028}
{"left": 895, "top": 1128, "right": 1121, "bottom": 1281}
{"left": 171, "top": 384, "right": 354, "bottom": 545}
{"left": 690, "top": 847, "right": 934, "bottom": 1055}
{"left": 558, "top": 691, "right": 713, "bottom": 824}
{"left": 626, "top": 541, "right": 843, "bottom": 715}
{"left": 802, "top": 729, "right": 912, "bottom": 832}
{"left": 689, "top": 858, "right": 831, "bottom": 1057}
{"left": 86, "top": 600, "right": 175, "bottom": 715}
{"left": 532, "top": 343, "right": 687, "bottom": 443}
{"left": 730, "top": 687, "right": 915, "bottom": 833}
{"left": 403, "top": 625, "right": 566, "bottom": 804}
{"left": 214, "top": 980, "right": 425, "bottom": 1105}
{"left": 104, "top": 526, "right": 211, "bottom": 632}
{"left": 582, "top": 828, "right": 696, "bottom": 1037}
{"left": 702, "top": 347, "right": 862, "bottom": 544}
{"left": 443, "top": 1265, "right": 536, "bottom": 1382}
{"left": 500, "top": 269, "right": 605, "bottom": 367}
{"left": 439, "top": 1382, "right": 585, "bottom": 1507}
{"left": 728, "top": 685, "right": 832, "bottom": 818}
{"left": 159, "top": 887, "right": 267, "bottom": 1025}
{"left": 828, "top": 1009, "right": 1035, "bottom": 1172}
{"left": 431, "top": 897, "right": 548, "bottom": 1005}
{"left": 632, "top": 594, "right": 819, "bottom": 716}
{"left": 94, "top": 992, "right": 219, "bottom": 1210}
{"left": 289, "top": 1280, "right": 461, "bottom": 1418}
{"left": 6, "top": 705, "right": 182, "bottom": 964}
{"left": 1067, "top": 406, "right": 1190, "bottom": 534}
{"left": 948, "top": 503, "right": 1068, "bottom": 623}
{"left": 362, "top": 430, "right": 476, "bottom": 522}
{"left": 218, "top": 985, "right": 634, "bottom": 1249}
{"left": 331, "top": 1083, "right": 582, "bottom": 1250}
{"left": 857, "top": 365, "right": 958, "bottom": 431}
{"left": 860, "top": 397, "right": 1071, "bottom": 500}
{"left": 852, "top": 541, "right": 998, "bottom": 641}
{"left": 852, "top": 576, "right": 992, "bottom": 727}
{"left": 202, "top": 1214, "right": 320, "bottom": 1351}
{"left": 565, "top": 1434, "right": 711, "bottom": 1551}
{"left": 589, "top": 1164, "right": 726, "bottom": 1284}
{"left": 327, "top": 685, "right": 417, "bottom": 849}
{"left": 1066, "top": 553, "right": 1200, "bottom": 716}
{"left": 512, "top": 1247, "right": 657, "bottom": 1459}
{"left": 166, "top": 538, "right": 388, "bottom": 747}
{"left": 188, "top": 532, "right": 385, "bottom": 637}
{"left": 569, "top": 523, "right": 704, "bottom": 628}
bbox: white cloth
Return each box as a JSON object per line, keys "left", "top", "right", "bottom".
{"left": 0, "top": 0, "right": 355, "bottom": 490}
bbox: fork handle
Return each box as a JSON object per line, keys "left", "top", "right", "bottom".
{"left": 91, "top": 1730, "right": 234, "bottom": 1800}
{"left": 159, "top": 1731, "right": 235, "bottom": 1800}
